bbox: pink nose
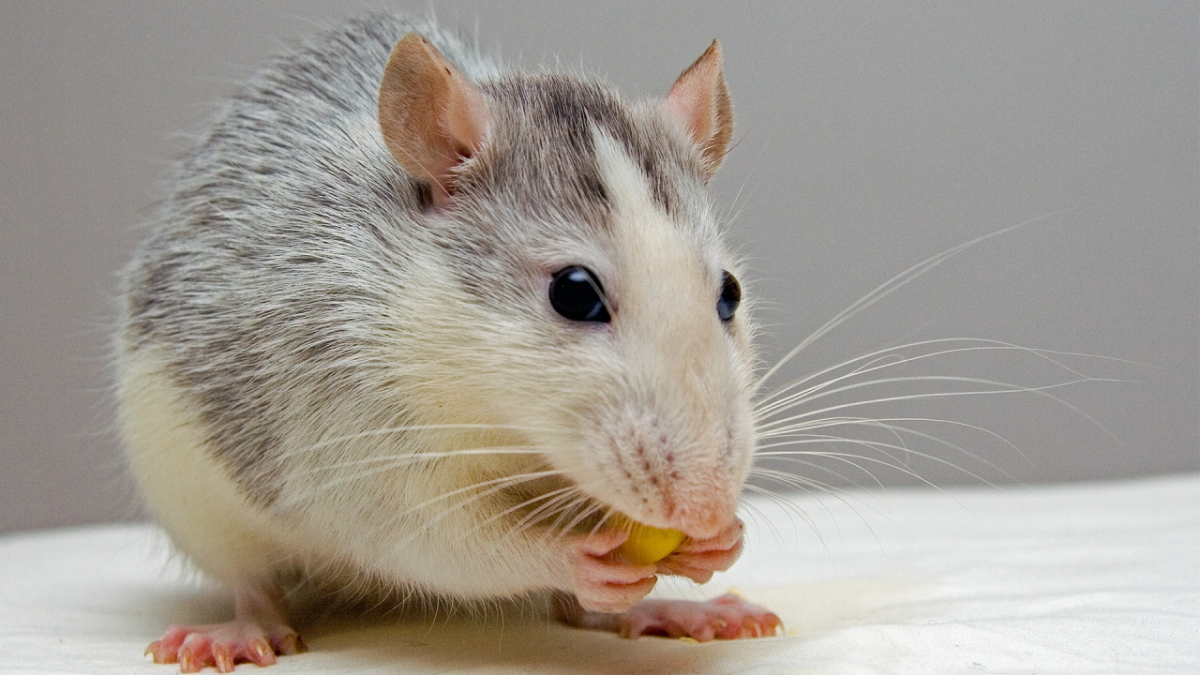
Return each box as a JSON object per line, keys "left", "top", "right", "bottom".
{"left": 668, "top": 492, "right": 737, "bottom": 540}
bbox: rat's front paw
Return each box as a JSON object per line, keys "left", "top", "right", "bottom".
{"left": 655, "top": 519, "right": 744, "bottom": 584}
{"left": 146, "top": 621, "right": 305, "bottom": 673}
{"left": 570, "top": 528, "right": 659, "bottom": 613}
{"left": 620, "top": 593, "right": 783, "bottom": 641}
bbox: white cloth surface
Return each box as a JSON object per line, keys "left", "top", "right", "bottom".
{"left": 1, "top": 474, "right": 1196, "bottom": 674}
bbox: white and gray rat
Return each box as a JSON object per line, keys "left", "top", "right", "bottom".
{"left": 117, "top": 13, "right": 780, "bottom": 672}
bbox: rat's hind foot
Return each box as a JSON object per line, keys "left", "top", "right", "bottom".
{"left": 146, "top": 621, "right": 305, "bottom": 673}
{"left": 619, "top": 593, "right": 783, "bottom": 641}
{"left": 557, "top": 591, "right": 782, "bottom": 642}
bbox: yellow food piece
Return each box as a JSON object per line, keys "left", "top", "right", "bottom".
{"left": 608, "top": 514, "right": 687, "bottom": 564}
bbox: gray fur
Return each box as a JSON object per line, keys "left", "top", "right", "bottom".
{"left": 118, "top": 9, "right": 750, "bottom": 585}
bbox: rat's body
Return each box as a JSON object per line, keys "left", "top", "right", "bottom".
{"left": 117, "top": 14, "right": 778, "bottom": 672}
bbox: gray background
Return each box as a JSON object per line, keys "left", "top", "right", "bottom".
{"left": 2, "top": 1, "right": 1196, "bottom": 533}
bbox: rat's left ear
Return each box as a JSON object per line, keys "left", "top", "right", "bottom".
{"left": 664, "top": 40, "right": 734, "bottom": 180}
{"left": 378, "top": 34, "right": 489, "bottom": 209}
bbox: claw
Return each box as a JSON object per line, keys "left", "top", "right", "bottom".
{"left": 212, "top": 643, "right": 235, "bottom": 673}
{"left": 248, "top": 638, "right": 276, "bottom": 666}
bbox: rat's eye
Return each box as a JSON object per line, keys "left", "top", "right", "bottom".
{"left": 550, "top": 266, "right": 611, "bottom": 322}
{"left": 717, "top": 271, "right": 741, "bottom": 322}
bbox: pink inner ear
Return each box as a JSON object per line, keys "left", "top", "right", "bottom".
{"left": 664, "top": 40, "right": 733, "bottom": 178}
{"left": 429, "top": 81, "right": 488, "bottom": 208}
{"left": 378, "top": 34, "right": 489, "bottom": 209}
{"left": 442, "top": 85, "right": 488, "bottom": 161}
{"left": 665, "top": 65, "right": 718, "bottom": 146}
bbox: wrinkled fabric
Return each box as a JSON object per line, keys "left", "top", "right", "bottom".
{"left": 1, "top": 474, "right": 1196, "bottom": 674}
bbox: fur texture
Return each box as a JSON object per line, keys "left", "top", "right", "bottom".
{"left": 117, "top": 12, "right": 756, "bottom": 610}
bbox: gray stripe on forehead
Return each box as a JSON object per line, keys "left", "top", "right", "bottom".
{"left": 482, "top": 76, "right": 685, "bottom": 217}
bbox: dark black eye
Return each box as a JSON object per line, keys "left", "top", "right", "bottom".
{"left": 717, "top": 271, "right": 741, "bottom": 322}
{"left": 549, "top": 266, "right": 611, "bottom": 322}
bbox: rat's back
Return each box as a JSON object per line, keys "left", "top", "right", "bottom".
{"left": 115, "top": 13, "right": 497, "bottom": 585}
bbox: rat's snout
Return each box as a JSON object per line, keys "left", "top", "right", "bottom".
{"left": 588, "top": 303, "right": 754, "bottom": 539}
{"left": 589, "top": 392, "right": 751, "bottom": 540}
{"left": 668, "top": 490, "right": 741, "bottom": 541}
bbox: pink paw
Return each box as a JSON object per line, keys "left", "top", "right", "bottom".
{"left": 620, "top": 593, "right": 783, "bottom": 641}
{"left": 656, "top": 519, "right": 744, "bottom": 584}
{"left": 571, "top": 528, "right": 659, "bottom": 613}
{"left": 145, "top": 621, "right": 305, "bottom": 673}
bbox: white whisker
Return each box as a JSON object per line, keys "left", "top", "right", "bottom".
{"left": 277, "top": 422, "right": 553, "bottom": 460}
{"left": 755, "top": 209, "right": 1077, "bottom": 391}
{"left": 756, "top": 437, "right": 1007, "bottom": 489}
{"left": 287, "top": 444, "right": 548, "bottom": 478}
{"left": 755, "top": 375, "right": 1115, "bottom": 436}
{"left": 741, "top": 483, "right": 824, "bottom": 542}
{"left": 755, "top": 337, "right": 1126, "bottom": 421}
{"left": 745, "top": 473, "right": 886, "bottom": 543}
{"left": 469, "top": 485, "right": 580, "bottom": 540}
{"left": 758, "top": 416, "right": 1031, "bottom": 467}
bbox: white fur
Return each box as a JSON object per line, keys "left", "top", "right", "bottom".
{"left": 116, "top": 13, "right": 756, "bottom": 613}
{"left": 117, "top": 344, "right": 294, "bottom": 583}
{"left": 580, "top": 128, "right": 752, "bottom": 535}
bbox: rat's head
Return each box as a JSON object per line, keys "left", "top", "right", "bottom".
{"left": 378, "top": 36, "right": 756, "bottom": 540}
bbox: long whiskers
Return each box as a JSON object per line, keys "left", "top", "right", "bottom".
{"left": 759, "top": 415, "right": 1032, "bottom": 467}
{"left": 743, "top": 210, "right": 1143, "bottom": 546}
{"left": 276, "top": 422, "right": 557, "bottom": 461}
{"left": 374, "top": 469, "right": 572, "bottom": 554}
{"left": 756, "top": 436, "right": 1007, "bottom": 489}
{"left": 754, "top": 208, "right": 1077, "bottom": 391}
{"left": 468, "top": 484, "right": 582, "bottom": 539}
{"left": 754, "top": 337, "right": 1131, "bottom": 421}
{"left": 287, "top": 444, "right": 548, "bottom": 479}
{"left": 763, "top": 372, "right": 1098, "bottom": 421}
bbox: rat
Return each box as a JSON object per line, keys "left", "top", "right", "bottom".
{"left": 116, "top": 13, "right": 781, "bottom": 673}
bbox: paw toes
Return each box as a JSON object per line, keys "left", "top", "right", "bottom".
{"left": 690, "top": 620, "right": 719, "bottom": 642}
{"left": 178, "top": 650, "right": 206, "bottom": 673}
{"left": 145, "top": 640, "right": 169, "bottom": 664}
{"left": 211, "top": 643, "right": 236, "bottom": 673}
{"left": 144, "top": 621, "right": 303, "bottom": 670}
{"left": 619, "top": 594, "right": 783, "bottom": 642}
{"left": 177, "top": 634, "right": 213, "bottom": 673}
{"left": 146, "top": 625, "right": 190, "bottom": 663}
{"left": 247, "top": 637, "right": 278, "bottom": 666}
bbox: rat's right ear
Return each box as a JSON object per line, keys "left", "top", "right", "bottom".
{"left": 378, "top": 34, "right": 489, "bottom": 209}
{"left": 664, "top": 40, "right": 733, "bottom": 181}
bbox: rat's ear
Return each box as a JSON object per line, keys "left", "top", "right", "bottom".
{"left": 378, "top": 34, "right": 489, "bottom": 208}
{"left": 664, "top": 40, "right": 734, "bottom": 180}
